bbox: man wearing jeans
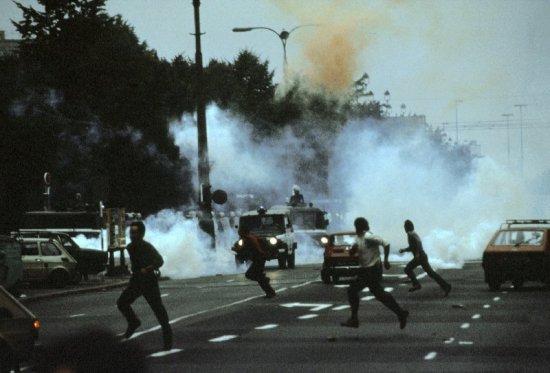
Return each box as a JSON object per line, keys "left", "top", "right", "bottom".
{"left": 341, "top": 217, "right": 409, "bottom": 329}
{"left": 400, "top": 219, "right": 451, "bottom": 296}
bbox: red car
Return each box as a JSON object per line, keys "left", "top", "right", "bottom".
{"left": 320, "top": 232, "right": 359, "bottom": 284}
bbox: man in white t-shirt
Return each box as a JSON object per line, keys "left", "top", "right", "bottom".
{"left": 341, "top": 217, "right": 409, "bottom": 329}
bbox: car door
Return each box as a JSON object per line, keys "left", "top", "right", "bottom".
{"left": 38, "top": 241, "right": 67, "bottom": 274}
{"left": 20, "top": 243, "right": 46, "bottom": 280}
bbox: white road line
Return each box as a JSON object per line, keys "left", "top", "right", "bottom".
{"left": 460, "top": 323, "right": 470, "bottom": 329}
{"left": 334, "top": 284, "right": 349, "bottom": 288}
{"left": 493, "top": 297, "right": 501, "bottom": 302}
{"left": 226, "top": 279, "right": 235, "bottom": 283}
{"left": 483, "top": 304, "right": 491, "bottom": 309}
{"left": 276, "top": 287, "right": 288, "bottom": 293}
{"left": 298, "top": 314, "right": 318, "bottom": 320}
{"left": 384, "top": 287, "right": 394, "bottom": 292}
{"left": 209, "top": 335, "right": 238, "bottom": 343}
{"left": 128, "top": 294, "right": 265, "bottom": 340}
{"left": 161, "top": 293, "right": 169, "bottom": 298}
{"left": 417, "top": 272, "right": 428, "bottom": 280}
{"left": 290, "top": 281, "right": 313, "bottom": 289}
{"left": 444, "top": 337, "right": 455, "bottom": 344}
{"left": 424, "top": 351, "right": 437, "bottom": 361}
{"left": 148, "top": 348, "right": 182, "bottom": 357}
{"left": 361, "top": 295, "right": 375, "bottom": 301}
{"left": 69, "top": 313, "right": 86, "bottom": 318}
{"left": 471, "top": 314, "right": 481, "bottom": 320}
{"left": 459, "top": 341, "right": 474, "bottom": 345}
{"left": 362, "top": 288, "right": 370, "bottom": 292}
{"left": 332, "top": 305, "right": 350, "bottom": 311}
{"left": 255, "top": 324, "right": 278, "bottom": 330}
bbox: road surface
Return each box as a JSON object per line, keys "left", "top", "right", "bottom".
{"left": 24, "top": 262, "right": 550, "bottom": 372}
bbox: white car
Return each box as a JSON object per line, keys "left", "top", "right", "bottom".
{"left": 18, "top": 238, "right": 78, "bottom": 288}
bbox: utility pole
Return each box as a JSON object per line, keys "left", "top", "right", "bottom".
{"left": 454, "top": 99, "right": 463, "bottom": 143}
{"left": 514, "top": 104, "right": 527, "bottom": 176}
{"left": 192, "top": 0, "right": 214, "bottom": 242}
{"left": 502, "top": 113, "right": 513, "bottom": 167}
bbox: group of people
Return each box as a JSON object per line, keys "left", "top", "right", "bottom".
{"left": 116, "top": 216, "right": 451, "bottom": 351}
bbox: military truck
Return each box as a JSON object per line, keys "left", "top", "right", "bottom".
{"left": 233, "top": 207, "right": 297, "bottom": 269}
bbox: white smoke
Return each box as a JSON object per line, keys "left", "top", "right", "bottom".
{"left": 139, "top": 105, "right": 548, "bottom": 278}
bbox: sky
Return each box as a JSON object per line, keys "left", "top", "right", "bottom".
{"left": 1, "top": 0, "right": 549, "bottom": 179}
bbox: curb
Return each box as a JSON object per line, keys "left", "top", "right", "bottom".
{"left": 20, "top": 280, "right": 129, "bottom": 303}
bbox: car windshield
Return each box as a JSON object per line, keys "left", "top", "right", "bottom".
{"left": 291, "top": 210, "right": 327, "bottom": 230}
{"left": 333, "top": 234, "right": 356, "bottom": 246}
{"left": 494, "top": 230, "right": 544, "bottom": 245}
{"left": 240, "top": 215, "right": 285, "bottom": 234}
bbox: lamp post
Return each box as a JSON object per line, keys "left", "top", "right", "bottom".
{"left": 514, "top": 104, "right": 527, "bottom": 176}
{"left": 502, "top": 113, "right": 514, "bottom": 167}
{"left": 232, "top": 24, "right": 316, "bottom": 75}
{"left": 454, "top": 99, "right": 463, "bottom": 143}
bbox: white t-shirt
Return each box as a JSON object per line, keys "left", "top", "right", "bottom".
{"left": 355, "top": 231, "right": 389, "bottom": 268}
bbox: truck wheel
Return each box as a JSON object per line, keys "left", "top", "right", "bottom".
{"left": 278, "top": 257, "right": 287, "bottom": 269}
{"left": 321, "top": 269, "right": 331, "bottom": 284}
{"left": 71, "top": 270, "right": 83, "bottom": 285}
{"left": 287, "top": 252, "right": 295, "bottom": 269}
{"left": 487, "top": 277, "right": 501, "bottom": 291}
{"left": 50, "top": 270, "right": 69, "bottom": 288}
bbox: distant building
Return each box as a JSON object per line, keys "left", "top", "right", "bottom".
{"left": 0, "top": 30, "right": 21, "bottom": 57}
{"left": 383, "top": 114, "right": 427, "bottom": 126}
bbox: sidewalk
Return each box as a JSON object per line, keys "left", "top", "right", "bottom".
{"left": 19, "top": 275, "right": 130, "bottom": 302}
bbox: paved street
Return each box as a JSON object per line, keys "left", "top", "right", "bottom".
{"left": 24, "top": 262, "right": 550, "bottom": 372}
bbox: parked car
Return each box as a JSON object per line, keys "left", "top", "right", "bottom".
{"left": 0, "top": 285, "right": 40, "bottom": 372}
{"left": 14, "top": 231, "right": 107, "bottom": 280}
{"left": 482, "top": 219, "right": 550, "bottom": 291}
{"left": 320, "top": 232, "right": 359, "bottom": 284}
{"left": 18, "top": 237, "right": 78, "bottom": 288}
{"left": 0, "top": 236, "right": 24, "bottom": 294}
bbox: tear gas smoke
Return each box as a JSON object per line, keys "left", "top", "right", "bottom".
{"left": 135, "top": 105, "right": 547, "bottom": 279}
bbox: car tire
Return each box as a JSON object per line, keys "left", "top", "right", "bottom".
{"left": 49, "top": 270, "right": 69, "bottom": 289}
{"left": 71, "top": 270, "right": 83, "bottom": 285}
{"left": 278, "top": 257, "right": 287, "bottom": 269}
{"left": 287, "top": 252, "right": 295, "bottom": 269}
{"left": 321, "top": 269, "right": 331, "bottom": 284}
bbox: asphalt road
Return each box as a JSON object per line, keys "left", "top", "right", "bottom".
{"left": 24, "top": 261, "right": 550, "bottom": 372}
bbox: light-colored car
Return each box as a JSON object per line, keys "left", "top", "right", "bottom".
{"left": 0, "top": 285, "right": 40, "bottom": 371}
{"left": 234, "top": 207, "right": 297, "bottom": 269}
{"left": 482, "top": 219, "right": 550, "bottom": 291}
{"left": 19, "top": 237, "right": 78, "bottom": 288}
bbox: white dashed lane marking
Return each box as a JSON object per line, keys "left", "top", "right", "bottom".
{"left": 459, "top": 341, "right": 474, "bottom": 345}
{"left": 334, "top": 284, "right": 349, "bottom": 288}
{"left": 493, "top": 297, "right": 501, "bottom": 302}
{"left": 276, "top": 287, "right": 288, "bottom": 293}
{"left": 362, "top": 295, "right": 375, "bottom": 301}
{"left": 298, "top": 314, "right": 318, "bottom": 320}
{"left": 69, "top": 313, "right": 86, "bottom": 318}
{"left": 424, "top": 352, "right": 437, "bottom": 361}
{"left": 209, "top": 335, "right": 238, "bottom": 342}
{"left": 332, "top": 305, "right": 350, "bottom": 311}
{"left": 460, "top": 323, "right": 471, "bottom": 329}
{"left": 148, "top": 348, "right": 182, "bottom": 357}
{"left": 472, "top": 314, "right": 481, "bottom": 320}
{"left": 255, "top": 324, "right": 278, "bottom": 330}
{"left": 444, "top": 337, "right": 455, "bottom": 344}
{"left": 161, "top": 293, "right": 169, "bottom": 298}
{"left": 483, "top": 304, "right": 491, "bottom": 309}
{"left": 384, "top": 287, "right": 394, "bottom": 292}
{"left": 290, "top": 281, "right": 313, "bottom": 289}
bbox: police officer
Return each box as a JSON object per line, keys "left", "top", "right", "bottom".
{"left": 117, "top": 221, "right": 173, "bottom": 350}
{"left": 400, "top": 219, "right": 451, "bottom": 296}
{"left": 341, "top": 218, "right": 409, "bottom": 329}
{"left": 238, "top": 226, "right": 276, "bottom": 298}
{"left": 289, "top": 185, "right": 305, "bottom": 206}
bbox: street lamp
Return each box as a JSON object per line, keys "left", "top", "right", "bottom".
{"left": 454, "top": 99, "right": 463, "bottom": 143}
{"left": 514, "top": 104, "right": 527, "bottom": 176}
{"left": 502, "top": 113, "right": 514, "bottom": 167}
{"left": 232, "top": 24, "right": 317, "bottom": 72}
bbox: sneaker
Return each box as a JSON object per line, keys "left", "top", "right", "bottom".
{"left": 124, "top": 320, "right": 141, "bottom": 339}
{"left": 408, "top": 284, "right": 422, "bottom": 292}
{"left": 162, "top": 329, "right": 173, "bottom": 351}
{"left": 340, "top": 318, "right": 359, "bottom": 328}
{"left": 398, "top": 310, "right": 409, "bottom": 329}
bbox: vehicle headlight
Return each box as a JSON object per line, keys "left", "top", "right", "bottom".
{"left": 320, "top": 237, "right": 329, "bottom": 245}
{"left": 269, "top": 237, "right": 278, "bottom": 245}
{"left": 238, "top": 239, "right": 243, "bottom": 247}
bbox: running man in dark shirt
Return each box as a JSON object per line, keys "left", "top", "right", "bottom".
{"left": 238, "top": 226, "right": 276, "bottom": 298}
{"left": 400, "top": 220, "right": 451, "bottom": 296}
{"left": 117, "top": 221, "right": 173, "bottom": 350}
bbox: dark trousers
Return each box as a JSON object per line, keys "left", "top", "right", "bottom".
{"left": 405, "top": 252, "right": 450, "bottom": 290}
{"left": 245, "top": 259, "right": 274, "bottom": 295}
{"left": 348, "top": 264, "right": 403, "bottom": 318}
{"left": 117, "top": 276, "right": 171, "bottom": 336}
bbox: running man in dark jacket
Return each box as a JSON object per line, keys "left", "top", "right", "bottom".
{"left": 238, "top": 226, "right": 276, "bottom": 298}
{"left": 117, "top": 221, "right": 173, "bottom": 350}
{"left": 400, "top": 220, "right": 451, "bottom": 296}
